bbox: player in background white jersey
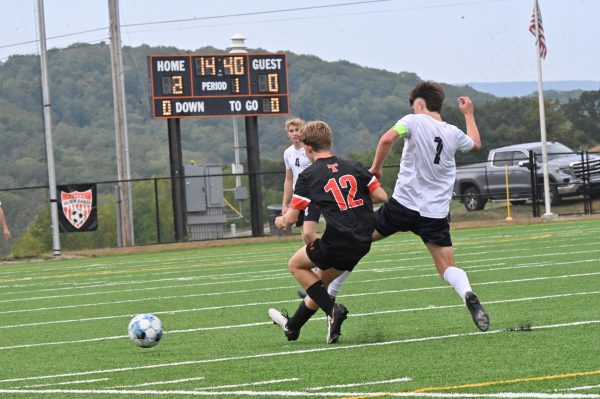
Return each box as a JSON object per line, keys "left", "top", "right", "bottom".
{"left": 369, "top": 81, "right": 489, "bottom": 332}
{"left": 282, "top": 118, "right": 350, "bottom": 299}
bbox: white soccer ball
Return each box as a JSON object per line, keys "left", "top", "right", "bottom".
{"left": 71, "top": 208, "right": 85, "bottom": 225}
{"left": 128, "top": 314, "right": 163, "bottom": 348}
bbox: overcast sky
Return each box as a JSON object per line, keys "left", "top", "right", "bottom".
{"left": 2, "top": 0, "right": 598, "bottom": 84}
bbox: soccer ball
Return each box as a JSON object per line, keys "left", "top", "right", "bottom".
{"left": 71, "top": 208, "right": 85, "bottom": 225}
{"left": 128, "top": 314, "right": 163, "bottom": 348}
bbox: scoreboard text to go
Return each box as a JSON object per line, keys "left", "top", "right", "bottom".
{"left": 148, "top": 53, "right": 290, "bottom": 118}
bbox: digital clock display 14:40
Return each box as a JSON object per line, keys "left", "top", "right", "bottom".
{"left": 148, "top": 53, "right": 290, "bottom": 118}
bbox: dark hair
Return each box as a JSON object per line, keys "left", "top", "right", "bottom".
{"left": 409, "top": 81, "right": 445, "bottom": 113}
{"left": 299, "top": 121, "right": 333, "bottom": 152}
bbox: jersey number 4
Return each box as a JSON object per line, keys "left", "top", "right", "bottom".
{"left": 324, "top": 175, "right": 364, "bottom": 211}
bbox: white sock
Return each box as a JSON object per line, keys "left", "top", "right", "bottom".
{"left": 328, "top": 270, "right": 351, "bottom": 297}
{"left": 443, "top": 266, "right": 472, "bottom": 303}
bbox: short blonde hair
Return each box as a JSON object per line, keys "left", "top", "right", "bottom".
{"left": 285, "top": 118, "right": 305, "bottom": 131}
{"left": 299, "top": 121, "right": 332, "bottom": 152}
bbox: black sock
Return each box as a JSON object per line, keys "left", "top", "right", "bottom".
{"left": 306, "top": 280, "right": 335, "bottom": 316}
{"left": 287, "top": 301, "right": 317, "bottom": 331}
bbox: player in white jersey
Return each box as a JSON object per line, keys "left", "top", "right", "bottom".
{"left": 369, "top": 81, "right": 489, "bottom": 332}
{"left": 282, "top": 118, "right": 350, "bottom": 299}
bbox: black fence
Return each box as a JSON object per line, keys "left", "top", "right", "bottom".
{"left": 2, "top": 150, "right": 600, "bottom": 259}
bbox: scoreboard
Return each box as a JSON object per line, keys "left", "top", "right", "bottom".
{"left": 148, "top": 53, "right": 290, "bottom": 118}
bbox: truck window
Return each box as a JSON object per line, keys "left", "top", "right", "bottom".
{"left": 513, "top": 151, "right": 528, "bottom": 164}
{"left": 492, "top": 151, "right": 528, "bottom": 167}
{"left": 492, "top": 151, "right": 512, "bottom": 167}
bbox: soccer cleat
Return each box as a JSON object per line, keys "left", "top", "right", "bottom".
{"left": 268, "top": 308, "right": 300, "bottom": 341}
{"left": 465, "top": 291, "right": 490, "bottom": 332}
{"left": 326, "top": 303, "right": 349, "bottom": 344}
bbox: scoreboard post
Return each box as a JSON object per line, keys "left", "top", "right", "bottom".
{"left": 147, "top": 53, "right": 290, "bottom": 238}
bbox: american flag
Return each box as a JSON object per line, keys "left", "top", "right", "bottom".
{"left": 529, "top": 0, "right": 547, "bottom": 59}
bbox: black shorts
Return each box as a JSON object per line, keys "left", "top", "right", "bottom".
{"left": 374, "top": 198, "right": 452, "bottom": 246}
{"left": 296, "top": 203, "right": 321, "bottom": 227}
{"left": 305, "top": 238, "right": 371, "bottom": 272}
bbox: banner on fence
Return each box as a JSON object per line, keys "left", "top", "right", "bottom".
{"left": 58, "top": 184, "right": 98, "bottom": 232}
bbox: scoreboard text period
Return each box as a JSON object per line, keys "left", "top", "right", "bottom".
{"left": 148, "top": 53, "right": 290, "bottom": 118}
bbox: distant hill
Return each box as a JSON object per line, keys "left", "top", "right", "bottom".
{"left": 463, "top": 81, "right": 600, "bottom": 98}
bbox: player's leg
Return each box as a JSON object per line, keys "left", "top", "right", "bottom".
{"left": 327, "top": 270, "right": 350, "bottom": 298}
{"left": 426, "top": 243, "right": 489, "bottom": 332}
{"left": 269, "top": 247, "right": 342, "bottom": 341}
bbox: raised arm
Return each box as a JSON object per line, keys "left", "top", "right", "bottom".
{"left": 457, "top": 96, "right": 481, "bottom": 152}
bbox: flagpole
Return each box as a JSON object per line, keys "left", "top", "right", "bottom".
{"left": 532, "top": 0, "right": 553, "bottom": 217}
{"left": 37, "top": 0, "right": 61, "bottom": 256}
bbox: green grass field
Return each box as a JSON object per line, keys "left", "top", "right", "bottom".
{"left": 1, "top": 218, "right": 599, "bottom": 399}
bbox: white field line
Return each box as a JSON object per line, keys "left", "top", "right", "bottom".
{"left": 0, "top": 267, "right": 290, "bottom": 297}
{"left": 0, "top": 273, "right": 290, "bottom": 304}
{"left": 0, "top": 388, "right": 599, "bottom": 398}
{"left": 1, "top": 288, "right": 599, "bottom": 351}
{"left": 0, "top": 233, "right": 596, "bottom": 295}
{"left": 0, "top": 283, "right": 300, "bottom": 315}
{"left": 14, "top": 378, "right": 110, "bottom": 389}
{"left": 0, "top": 319, "right": 598, "bottom": 385}
{"left": 2, "top": 244, "right": 599, "bottom": 308}
{"left": 306, "top": 377, "right": 412, "bottom": 390}
{"left": 110, "top": 376, "right": 205, "bottom": 388}
{"left": 560, "top": 386, "right": 600, "bottom": 392}
{"left": 194, "top": 378, "right": 301, "bottom": 390}
{"left": 0, "top": 228, "right": 600, "bottom": 288}
{"left": 0, "top": 260, "right": 565, "bottom": 315}
{"left": 1, "top": 275, "right": 600, "bottom": 332}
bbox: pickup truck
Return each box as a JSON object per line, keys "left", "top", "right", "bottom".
{"left": 453, "top": 141, "right": 600, "bottom": 211}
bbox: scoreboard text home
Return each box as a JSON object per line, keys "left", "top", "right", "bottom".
{"left": 148, "top": 53, "right": 290, "bottom": 118}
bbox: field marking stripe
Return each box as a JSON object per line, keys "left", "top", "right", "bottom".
{"left": 194, "top": 378, "right": 301, "bottom": 390}
{"left": 1, "top": 319, "right": 599, "bottom": 384}
{"left": 2, "top": 291, "right": 600, "bottom": 350}
{"left": 0, "top": 389, "right": 599, "bottom": 397}
{"left": 415, "top": 370, "right": 600, "bottom": 392}
{"left": 111, "top": 376, "right": 205, "bottom": 388}
{"left": 307, "top": 378, "right": 412, "bottom": 391}
{"left": 338, "top": 370, "right": 600, "bottom": 399}
{"left": 3, "top": 288, "right": 599, "bottom": 333}
{"left": 14, "top": 378, "right": 110, "bottom": 389}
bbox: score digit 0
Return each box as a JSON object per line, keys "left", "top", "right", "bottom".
{"left": 258, "top": 73, "right": 279, "bottom": 93}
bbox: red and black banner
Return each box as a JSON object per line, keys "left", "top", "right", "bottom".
{"left": 58, "top": 184, "right": 98, "bottom": 233}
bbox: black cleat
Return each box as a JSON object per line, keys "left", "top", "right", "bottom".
{"left": 326, "top": 303, "right": 349, "bottom": 344}
{"left": 465, "top": 291, "right": 489, "bottom": 332}
{"left": 268, "top": 308, "right": 300, "bottom": 341}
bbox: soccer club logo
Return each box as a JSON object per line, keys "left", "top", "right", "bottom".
{"left": 61, "top": 189, "right": 93, "bottom": 229}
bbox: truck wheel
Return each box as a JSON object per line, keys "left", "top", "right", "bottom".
{"left": 550, "top": 184, "right": 561, "bottom": 206}
{"left": 463, "top": 187, "right": 486, "bottom": 211}
{"left": 537, "top": 182, "right": 561, "bottom": 206}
